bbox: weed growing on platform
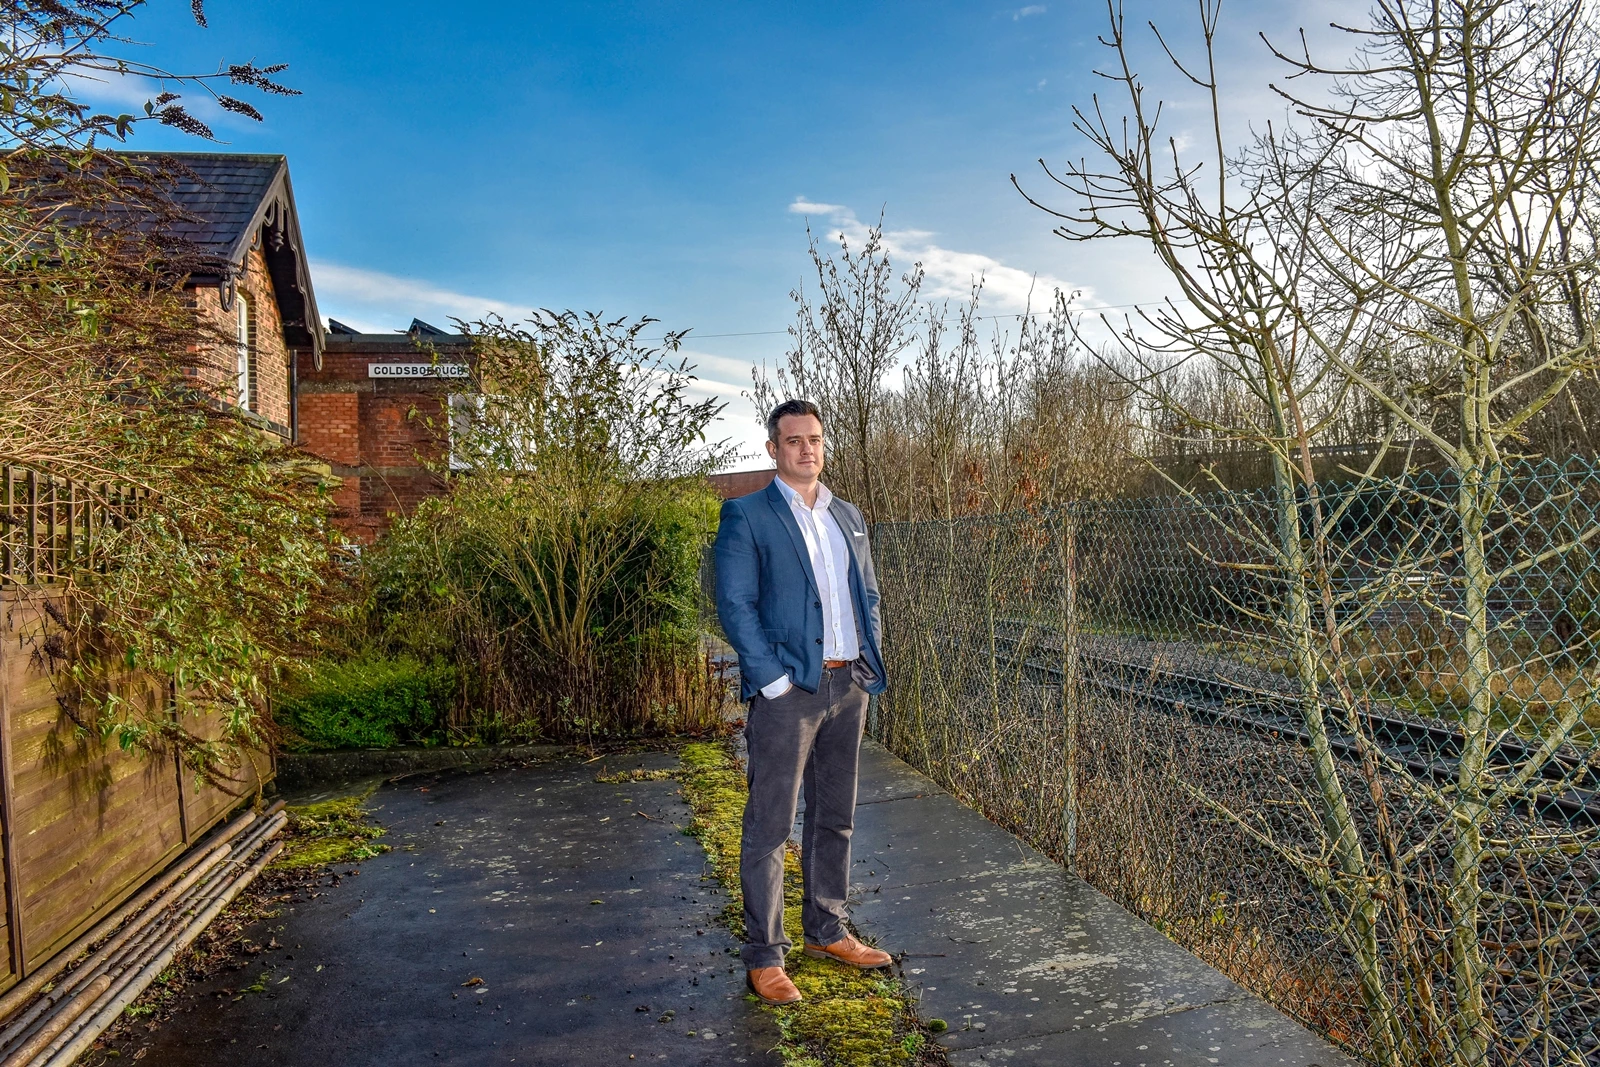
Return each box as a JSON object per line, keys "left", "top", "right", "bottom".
{"left": 672, "top": 741, "right": 940, "bottom": 1067}
{"left": 595, "top": 767, "right": 677, "bottom": 783}
{"left": 272, "top": 792, "right": 390, "bottom": 871}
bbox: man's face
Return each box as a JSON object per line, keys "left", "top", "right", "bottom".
{"left": 766, "top": 413, "right": 825, "bottom": 483}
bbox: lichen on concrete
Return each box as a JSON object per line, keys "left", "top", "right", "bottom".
{"left": 594, "top": 767, "right": 677, "bottom": 784}
{"left": 665, "top": 741, "right": 939, "bottom": 1066}
{"left": 271, "top": 789, "right": 391, "bottom": 871}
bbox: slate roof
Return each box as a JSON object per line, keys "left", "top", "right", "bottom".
{"left": 150, "top": 154, "right": 284, "bottom": 258}
{"left": 111, "top": 152, "right": 324, "bottom": 355}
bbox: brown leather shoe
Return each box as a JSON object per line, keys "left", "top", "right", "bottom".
{"left": 803, "top": 933, "right": 892, "bottom": 969}
{"left": 746, "top": 966, "right": 802, "bottom": 1005}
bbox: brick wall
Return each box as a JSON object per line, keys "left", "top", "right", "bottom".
{"left": 187, "top": 244, "right": 295, "bottom": 434}
{"left": 297, "top": 392, "right": 359, "bottom": 465}
{"left": 296, "top": 347, "right": 782, "bottom": 536}
{"left": 243, "top": 247, "right": 291, "bottom": 428}
{"left": 295, "top": 336, "right": 461, "bottom": 542}
{"left": 707, "top": 468, "right": 777, "bottom": 499}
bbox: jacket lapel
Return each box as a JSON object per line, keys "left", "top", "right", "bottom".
{"left": 765, "top": 480, "right": 820, "bottom": 598}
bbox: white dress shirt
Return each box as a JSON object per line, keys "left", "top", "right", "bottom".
{"left": 761, "top": 477, "right": 861, "bottom": 698}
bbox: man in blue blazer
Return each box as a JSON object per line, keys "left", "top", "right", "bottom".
{"left": 714, "top": 399, "right": 892, "bottom": 1006}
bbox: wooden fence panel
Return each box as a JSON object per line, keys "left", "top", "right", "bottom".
{"left": 0, "top": 589, "right": 273, "bottom": 989}
{"left": 2, "top": 595, "right": 184, "bottom": 973}
{"left": 178, "top": 709, "right": 272, "bottom": 842}
{"left": 0, "top": 596, "right": 19, "bottom": 989}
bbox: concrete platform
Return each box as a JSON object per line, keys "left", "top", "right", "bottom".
{"left": 116, "top": 752, "right": 782, "bottom": 1066}
{"left": 841, "top": 741, "right": 1356, "bottom": 1067}
{"left": 118, "top": 735, "right": 1354, "bottom": 1066}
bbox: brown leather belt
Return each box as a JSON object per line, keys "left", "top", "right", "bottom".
{"left": 823, "top": 659, "right": 851, "bottom": 669}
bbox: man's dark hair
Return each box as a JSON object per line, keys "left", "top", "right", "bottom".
{"left": 767, "top": 398, "right": 824, "bottom": 442}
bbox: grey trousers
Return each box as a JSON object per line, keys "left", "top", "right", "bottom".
{"left": 739, "top": 663, "right": 868, "bottom": 970}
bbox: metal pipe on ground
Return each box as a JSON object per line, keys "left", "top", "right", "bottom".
{"left": 35, "top": 839, "right": 286, "bottom": 1067}
{"left": 0, "top": 810, "right": 287, "bottom": 1064}
{"left": 0, "top": 977, "right": 109, "bottom": 1067}
{"left": 24, "top": 816, "right": 288, "bottom": 1066}
{"left": 64, "top": 810, "right": 289, "bottom": 1002}
{"left": 0, "top": 807, "right": 259, "bottom": 1026}
{"left": 230, "top": 809, "right": 289, "bottom": 857}
{"left": 0, "top": 808, "right": 285, "bottom": 1052}
{"left": 0, "top": 844, "right": 232, "bottom": 1055}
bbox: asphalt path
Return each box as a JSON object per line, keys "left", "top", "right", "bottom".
{"left": 127, "top": 751, "right": 782, "bottom": 1066}
{"left": 117, "top": 738, "right": 1353, "bottom": 1067}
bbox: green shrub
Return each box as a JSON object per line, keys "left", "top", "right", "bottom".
{"left": 277, "top": 654, "right": 456, "bottom": 750}
{"left": 351, "top": 311, "right": 735, "bottom": 744}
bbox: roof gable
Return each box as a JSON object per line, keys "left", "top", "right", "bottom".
{"left": 113, "top": 152, "right": 324, "bottom": 357}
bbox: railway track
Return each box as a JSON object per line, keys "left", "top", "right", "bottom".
{"left": 982, "top": 624, "right": 1600, "bottom": 827}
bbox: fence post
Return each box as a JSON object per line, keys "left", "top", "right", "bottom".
{"left": 64, "top": 480, "right": 76, "bottom": 571}
{"left": 863, "top": 530, "right": 881, "bottom": 741}
{"left": 24, "top": 471, "right": 36, "bottom": 586}
{"left": 44, "top": 475, "right": 57, "bottom": 582}
{"left": 0, "top": 590, "right": 26, "bottom": 981}
{"left": 1, "top": 467, "right": 10, "bottom": 581}
{"left": 1058, "top": 508, "right": 1079, "bottom": 872}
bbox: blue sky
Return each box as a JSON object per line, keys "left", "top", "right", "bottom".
{"left": 100, "top": 0, "right": 1342, "bottom": 463}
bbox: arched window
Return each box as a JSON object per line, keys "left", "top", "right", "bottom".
{"left": 235, "top": 295, "right": 251, "bottom": 411}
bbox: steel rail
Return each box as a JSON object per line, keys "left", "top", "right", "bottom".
{"left": 978, "top": 625, "right": 1600, "bottom": 826}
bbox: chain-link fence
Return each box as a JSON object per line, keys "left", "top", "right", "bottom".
{"left": 868, "top": 459, "right": 1600, "bottom": 1067}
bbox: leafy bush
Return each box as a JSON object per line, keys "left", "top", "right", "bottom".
{"left": 353, "top": 311, "right": 734, "bottom": 744}
{"left": 276, "top": 654, "right": 456, "bottom": 750}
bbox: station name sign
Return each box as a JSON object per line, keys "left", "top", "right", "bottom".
{"left": 368, "top": 362, "right": 469, "bottom": 379}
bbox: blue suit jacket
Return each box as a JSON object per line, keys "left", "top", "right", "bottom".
{"left": 713, "top": 480, "right": 888, "bottom": 702}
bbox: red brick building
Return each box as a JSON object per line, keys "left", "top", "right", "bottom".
{"left": 107, "top": 152, "right": 459, "bottom": 541}
{"left": 125, "top": 153, "right": 325, "bottom": 438}
{"left": 294, "top": 320, "right": 467, "bottom": 543}
{"left": 294, "top": 334, "right": 773, "bottom": 539}
{"left": 136, "top": 151, "right": 774, "bottom": 541}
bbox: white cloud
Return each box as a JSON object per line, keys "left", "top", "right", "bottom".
{"left": 785, "top": 198, "right": 1085, "bottom": 312}
{"left": 788, "top": 199, "right": 848, "bottom": 216}
{"left": 310, "top": 261, "right": 537, "bottom": 332}
{"left": 57, "top": 69, "right": 159, "bottom": 111}
{"left": 1014, "top": 5, "right": 1047, "bottom": 19}
{"left": 676, "top": 348, "right": 767, "bottom": 465}
{"left": 56, "top": 67, "right": 265, "bottom": 139}
{"left": 677, "top": 348, "right": 766, "bottom": 388}
{"left": 310, "top": 222, "right": 1086, "bottom": 471}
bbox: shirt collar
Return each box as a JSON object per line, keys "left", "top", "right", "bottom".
{"left": 774, "top": 475, "right": 832, "bottom": 512}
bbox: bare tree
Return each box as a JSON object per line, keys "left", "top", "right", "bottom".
{"left": 755, "top": 224, "right": 1137, "bottom": 521}
{"left": 1020, "top": 1, "right": 1600, "bottom": 1064}
{"left": 1275, "top": 6, "right": 1600, "bottom": 1060}
{"left": 752, "top": 220, "right": 924, "bottom": 520}
{"left": 1020, "top": 4, "right": 1409, "bottom": 1057}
